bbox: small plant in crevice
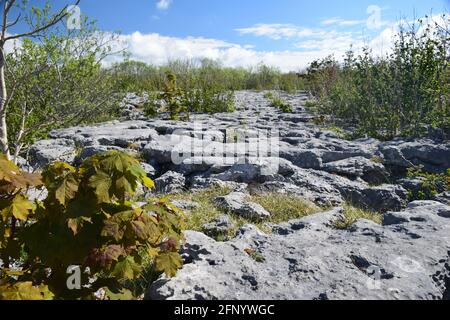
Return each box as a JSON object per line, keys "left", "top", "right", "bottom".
{"left": 244, "top": 248, "right": 266, "bottom": 263}
{"left": 265, "top": 92, "right": 293, "bottom": 113}
{"left": 333, "top": 204, "right": 383, "bottom": 230}
{"left": 405, "top": 166, "right": 450, "bottom": 200}
{"left": 159, "top": 72, "right": 189, "bottom": 121}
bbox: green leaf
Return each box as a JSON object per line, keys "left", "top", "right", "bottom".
{"left": 111, "top": 256, "right": 141, "bottom": 280}
{"left": 101, "top": 219, "right": 124, "bottom": 241}
{"left": 103, "top": 288, "right": 134, "bottom": 300}
{"left": 128, "top": 164, "right": 155, "bottom": 189}
{"left": 88, "top": 171, "right": 112, "bottom": 203}
{"left": 114, "top": 175, "right": 134, "bottom": 199}
{"left": 1, "top": 194, "right": 35, "bottom": 221}
{"left": 55, "top": 175, "right": 79, "bottom": 206}
{"left": 98, "top": 151, "right": 137, "bottom": 174}
{"left": 155, "top": 251, "right": 183, "bottom": 277}
{"left": 142, "top": 176, "right": 155, "bottom": 189}
{"left": 0, "top": 282, "right": 54, "bottom": 300}
{"left": 67, "top": 216, "right": 92, "bottom": 235}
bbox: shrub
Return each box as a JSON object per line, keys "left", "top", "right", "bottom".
{"left": 406, "top": 166, "right": 450, "bottom": 200}
{"left": 158, "top": 72, "right": 189, "bottom": 121}
{"left": 109, "top": 59, "right": 306, "bottom": 93}
{"left": 307, "top": 15, "right": 450, "bottom": 139}
{"left": 265, "top": 93, "right": 293, "bottom": 113}
{"left": 0, "top": 151, "right": 185, "bottom": 300}
{"left": 184, "top": 89, "right": 236, "bottom": 114}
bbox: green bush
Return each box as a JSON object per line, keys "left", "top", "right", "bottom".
{"left": 109, "top": 59, "right": 306, "bottom": 93}
{"left": 307, "top": 15, "right": 450, "bottom": 139}
{"left": 185, "top": 89, "right": 235, "bottom": 114}
{"left": 0, "top": 151, "right": 185, "bottom": 300}
{"left": 265, "top": 92, "right": 293, "bottom": 113}
{"left": 406, "top": 166, "right": 450, "bottom": 200}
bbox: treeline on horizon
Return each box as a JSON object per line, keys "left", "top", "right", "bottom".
{"left": 108, "top": 58, "right": 308, "bottom": 93}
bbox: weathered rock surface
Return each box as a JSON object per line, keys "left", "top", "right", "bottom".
{"left": 202, "top": 215, "right": 236, "bottom": 240}
{"left": 379, "top": 140, "right": 450, "bottom": 173}
{"left": 26, "top": 91, "right": 450, "bottom": 300}
{"left": 154, "top": 171, "right": 186, "bottom": 194}
{"left": 28, "top": 93, "right": 448, "bottom": 211}
{"left": 29, "top": 139, "right": 77, "bottom": 168}
{"left": 148, "top": 201, "right": 450, "bottom": 300}
{"left": 323, "top": 156, "right": 389, "bottom": 184}
{"left": 215, "top": 192, "right": 271, "bottom": 221}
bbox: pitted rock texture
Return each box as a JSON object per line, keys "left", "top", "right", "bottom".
{"left": 25, "top": 91, "right": 450, "bottom": 300}
{"left": 147, "top": 201, "right": 450, "bottom": 300}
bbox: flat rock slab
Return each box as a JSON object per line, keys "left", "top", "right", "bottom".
{"left": 148, "top": 201, "right": 450, "bottom": 300}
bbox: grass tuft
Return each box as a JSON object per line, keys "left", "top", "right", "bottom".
{"left": 333, "top": 204, "right": 383, "bottom": 230}
{"left": 171, "top": 188, "right": 322, "bottom": 238}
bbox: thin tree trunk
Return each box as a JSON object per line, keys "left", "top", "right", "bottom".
{"left": 0, "top": 46, "right": 9, "bottom": 159}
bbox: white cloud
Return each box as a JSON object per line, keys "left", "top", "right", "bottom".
{"left": 104, "top": 31, "right": 356, "bottom": 72}
{"left": 235, "top": 24, "right": 325, "bottom": 40}
{"left": 156, "top": 0, "right": 172, "bottom": 10}
{"left": 99, "top": 13, "right": 448, "bottom": 72}
{"left": 3, "top": 33, "right": 22, "bottom": 54}
{"left": 321, "top": 17, "right": 366, "bottom": 26}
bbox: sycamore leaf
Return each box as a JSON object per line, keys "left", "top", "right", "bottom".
{"left": 1, "top": 194, "right": 35, "bottom": 221}
{"left": 101, "top": 219, "right": 124, "bottom": 241}
{"left": 111, "top": 256, "right": 141, "bottom": 281}
{"left": 115, "top": 175, "right": 134, "bottom": 199}
{"left": 146, "top": 246, "right": 160, "bottom": 258}
{"left": 88, "top": 171, "right": 112, "bottom": 203}
{"left": 129, "top": 220, "right": 148, "bottom": 240}
{"left": 142, "top": 176, "right": 155, "bottom": 189}
{"left": 98, "top": 151, "right": 138, "bottom": 174}
{"left": 128, "top": 164, "right": 155, "bottom": 189}
{"left": 155, "top": 251, "right": 183, "bottom": 277}
{"left": 0, "top": 155, "right": 42, "bottom": 192}
{"left": 55, "top": 175, "right": 79, "bottom": 206}
{"left": 67, "top": 216, "right": 93, "bottom": 235}
{"left": 103, "top": 288, "right": 134, "bottom": 300}
{"left": 86, "top": 245, "right": 126, "bottom": 269}
{"left": 0, "top": 282, "right": 54, "bottom": 300}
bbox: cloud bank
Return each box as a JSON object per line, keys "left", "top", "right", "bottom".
{"left": 156, "top": 0, "right": 172, "bottom": 11}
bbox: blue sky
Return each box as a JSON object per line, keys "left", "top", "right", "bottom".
{"left": 7, "top": 0, "right": 450, "bottom": 71}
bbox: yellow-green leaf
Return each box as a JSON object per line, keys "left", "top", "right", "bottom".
{"left": 103, "top": 288, "right": 134, "bottom": 300}
{"left": 55, "top": 175, "right": 79, "bottom": 206}
{"left": 67, "top": 216, "right": 92, "bottom": 235}
{"left": 1, "top": 195, "right": 35, "bottom": 221}
{"left": 0, "top": 282, "right": 54, "bottom": 300}
{"left": 155, "top": 251, "right": 183, "bottom": 277}
{"left": 88, "top": 171, "right": 112, "bottom": 203}
{"left": 142, "top": 176, "right": 155, "bottom": 189}
{"left": 111, "top": 256, "right": 141, "bottom": 280}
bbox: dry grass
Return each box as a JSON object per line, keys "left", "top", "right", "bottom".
{"left": 333, "top": 204, "right": 383, "bottom": 230}
{"left": 248, "top": 193, "right": 321, "bottom": 225}
{"left": 170, "top": 186, "right": 235, "bottom": 232}
{"left": 171, "top": 188, "right": 322, "bottom": 237}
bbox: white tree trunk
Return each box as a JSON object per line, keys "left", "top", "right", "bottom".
{"left": 0, "top": 47, "right": 10, "bottom": 159}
